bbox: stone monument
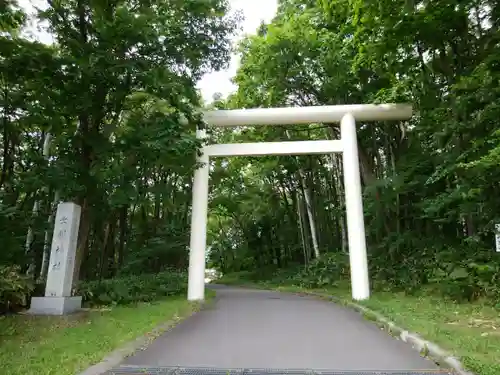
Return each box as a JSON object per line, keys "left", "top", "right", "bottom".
{"left": 29, "top": 202, "right": 82, "bottom": 315}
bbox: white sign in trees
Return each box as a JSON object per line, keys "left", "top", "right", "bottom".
{"left": 29, "top": 202, "right": 82, "bottom": 315}
{"left": 495, "top": 224, "right": 500, "bottom": 253}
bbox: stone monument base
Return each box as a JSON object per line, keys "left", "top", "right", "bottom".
{"left": 28, "top": 296, "right": 82, "bottom": 315}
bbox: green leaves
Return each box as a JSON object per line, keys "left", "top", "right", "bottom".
{"left": 77, "top": 270, "right": 187, "bottom": 306}
{"left": 0, "top": 0, "right": 239, "bottom": 283}
{"left": 0, "top": 265, "right": 35, "bottom": 312}
{"left": 0, "top": 1, "right": 25, "bottom": 32}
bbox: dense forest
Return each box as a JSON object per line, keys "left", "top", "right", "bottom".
{"left": 208, "top": 0, "right": 500, "bottom": 303}
{"left": 0, "top": 0, "right": 238, "bottom": 308}
{"left": 1, "top": 0, "right": 500, "bottom": 310}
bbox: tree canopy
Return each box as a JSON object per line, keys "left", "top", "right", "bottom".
{"left": 0, "top": 0, "right": 238, "bottom": 287}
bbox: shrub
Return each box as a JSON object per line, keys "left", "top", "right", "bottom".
{"left": 0, "top": 265, "right": 35, "bottom": 313}
{"left": 291, "top": 252, "right": 350, "bottom": 288}
{"left": 220, "top": 253, "right": 350, "bottom": 289}
{"left": 77, "top": 270, "right": 187, "bottom": 306}
{"left": 434, "top": 261, "right": 500, "bottom": 303}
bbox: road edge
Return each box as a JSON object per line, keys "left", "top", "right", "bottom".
{"left": 294, "top": 290, "right": 476, "bottom": 375}
{"left": 76, "top": 297, "right": 215, "bottom": 375}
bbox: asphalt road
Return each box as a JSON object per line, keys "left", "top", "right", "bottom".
{"left": 123, "top": 285, "right": 439, "bottom": 371}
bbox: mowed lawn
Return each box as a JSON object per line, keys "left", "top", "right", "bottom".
{"left": 0, "top": 294, "right": 210, "bottom": 375}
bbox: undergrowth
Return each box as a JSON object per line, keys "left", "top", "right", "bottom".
{"left": 219, "top": 252, "right": 500, "bottom": 306}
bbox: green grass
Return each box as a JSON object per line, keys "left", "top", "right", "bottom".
{"left": 356, "top": 290, "right": 500, "bottom": 375}
{"left": 217, "top": 275, "right": 500, "bottom": 375}
{"left": 0, "top": 291, "right": 214, "bottom": 375}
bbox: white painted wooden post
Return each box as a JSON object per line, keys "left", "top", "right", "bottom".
{"left": 187, "top": 129, "right": 209, "bottom": 301}
{"left": 341, "top": 113, "right": 370, "bottom": 300}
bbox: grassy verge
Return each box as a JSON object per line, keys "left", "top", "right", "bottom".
{"left": 0, "top": 291, "right": 214, "bottom": 375}
{"left": 356, "top": 289, "right": 500, "bottom": 375}
{"left": 217, "top": 275, "right": 500, "bottom": 375}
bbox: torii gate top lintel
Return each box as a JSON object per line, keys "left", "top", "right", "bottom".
{"left": 202, "top": 103, "right": 412, "bottom": 127}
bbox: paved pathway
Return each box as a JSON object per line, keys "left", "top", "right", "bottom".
{"left": 120, "top": 285, "right": 440, "bottom": 372}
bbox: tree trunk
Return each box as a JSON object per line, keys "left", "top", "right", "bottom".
{"left": 26, "top": 132, "right": 53, "bottom": 277}
{"left": 285, "top": 130, "right": 320, "bottom": 258}
{"left": 39, "top": 190, "right": 61, "bottom": 281}
{"left": 296, "top": 191, "right": 310, "bottom": 265}
{"left": 299, "top": 169, "right": 320, "bottom": 258}
{"left": 117, "top": 205, "right": 128, "bottom": 269}
{"left": 73, "top": 198, "right": 91, "bottom": 288}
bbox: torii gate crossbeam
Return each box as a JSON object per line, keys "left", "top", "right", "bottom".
{"left": 187, "top": 104, "right": 412, "bottom": 302}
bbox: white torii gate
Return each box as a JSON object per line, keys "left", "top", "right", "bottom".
{"left": 187, "top": 104, "right": 412, "bottom": 301}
